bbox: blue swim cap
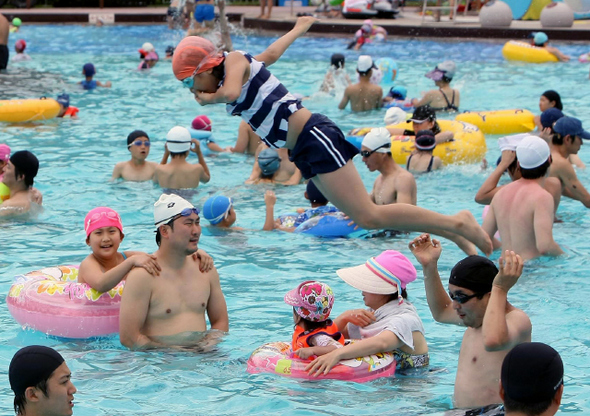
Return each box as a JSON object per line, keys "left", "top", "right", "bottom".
{"left": 56, "top": 93, "right": 70, "bottom": 108}
{"left": 202, "top": 195, "right": 233, "bottom": 225}
{"left": 534, "top": 32, "right": 548, "bottom": 46}
{"left": 389, "top": 86, "right": 407, "bottom": 100}
{"left": 258, "top": 148, "right": 281, "bottom": 176}
{"left": 83, "top": 63, "right": 96, "bottom": 77}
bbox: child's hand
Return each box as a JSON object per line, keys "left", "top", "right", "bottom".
{"left": 193, "top": 249, "right": 214, "bottom": 272}
{"left": 295, "top": 347, "right": 315, "bottom": 360}
{"left": 191, "top": 139, "right": 201, "bottom": 154}
{"left": 195, "top": 91, "right": 216, "bottom": 106}
{"left": 408, "top": 234, "right": 442, "bottom": 267}
{"left": 265, "top": 190, "right": 276, "bottom": 205}
{"left": 132, "top": 253, "right": 161, "bottom": 276}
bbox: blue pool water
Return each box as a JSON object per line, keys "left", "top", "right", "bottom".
{"left": 1, "top": 24, "right": 590, "bottom": 415}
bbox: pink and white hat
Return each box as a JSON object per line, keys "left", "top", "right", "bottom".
{"left": 84, "top": 207, "right": 124, "bottom": 237}
{"left": 0, "top": 144, "right": 11, "bottom": 162}
{"left": 284, "top": 281, "right": 335, "bottom": 322}
{"left": 336, "top": 251, "right": 417, "bottom": 301}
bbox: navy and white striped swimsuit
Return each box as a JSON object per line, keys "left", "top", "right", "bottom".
{"left": 224, "top": 52, "right": 302, "bottom": 148}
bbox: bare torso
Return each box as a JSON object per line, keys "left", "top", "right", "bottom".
{"left": 372, "top": 169, "right": 417, "bottom": 205}
{"left": 0, "top": 14, "right": 8, "bottom": 45}
{"left": 454, "top": 308, "right": 530, "bottom": 408}
{"left": 491, "top": 180, "right": 553, "bottom": 261}
{"left": 155, "top": 160, "right": 204, "bottom": 189}
{"left": 344, "top": 82, "right": 382, "bottom": 112}
{"left": 115, "top": 160, "right": 157, "bottom": 182}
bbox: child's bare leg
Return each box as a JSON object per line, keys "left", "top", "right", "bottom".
{"left": 312, "top": 162, "right": 492, "bottom": 255}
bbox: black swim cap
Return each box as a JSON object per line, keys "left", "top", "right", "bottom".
{"left": 306, "top": 180, "right": 328, "bottom": 205}
{"left": 502, "top": 342, "right": 564, "bottom": 404}
{"left": 10, "top": 150, "right": 39, "bottom": 188}
{"left": 449, "top": 255, "right": 498, "bottom": 294}
{"left": 331, "top": 53, "right": 345, "bottom": 69}
{"left": 542, "top": 90, "right": 563, "bottom": 111}
{"left": 9, "top": 346, "right": 65, "bottom": 395}
{"left": 127, "top": 130, "right": 149, "bottom": 146}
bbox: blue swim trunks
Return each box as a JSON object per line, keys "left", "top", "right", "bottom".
{"left": 195, "top": 4, "right": 215, "bottom": 23}
{"left": 289, "top": 113, "right": 359, "bottom": 180}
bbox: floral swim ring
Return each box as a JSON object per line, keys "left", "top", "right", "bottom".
{"left": 247, "top": 341, "right": 396, "bottom": 382}
{"left": 7, "top": 265, "right": 124, "bottom": 339}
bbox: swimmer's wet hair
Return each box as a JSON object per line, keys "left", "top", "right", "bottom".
{"left": 520, "top": 159, "right": 551, "bottom": 180}
{"left": 170, "top": 151, "right": 189, "bottom": 158}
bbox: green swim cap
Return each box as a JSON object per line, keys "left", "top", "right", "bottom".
{"left": 12, "top": 18, "right": 22, "bottom": 27}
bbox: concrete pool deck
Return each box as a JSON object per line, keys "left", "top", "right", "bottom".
{"left": 1, "top": 5, "right": 590, "bottom": 40}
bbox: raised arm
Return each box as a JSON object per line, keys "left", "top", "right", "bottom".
{"left": 482, "top": 251, "right": 532, "bottom": 351}
{"left": 119, "top": 268, "right": 160, "bottom": 349}
{"left": 206, "top": 267, "right": 229, "bottom": 332}
{"left": 191, "top": 140, "right": 211, "bottom": 183}
{"left": 475, "top": 150, "right": 515, "bottom": 205}
{"left": 254, "top": 16, "right": 316, "bottom": 67}
{"left": 409, "top": 234, "right": 463, "bottom": 325}
{"left": 263, "top": 190, "right": 277, "bottom": 231}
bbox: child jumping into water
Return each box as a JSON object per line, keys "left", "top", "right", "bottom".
{"left": 78, "top": 206, "right": 212, "bottom": 292}
{"left": 285, "top": 281, "right": 345, "bottom": 359}
{"left": 171, "top": 16, "right": 492, "bottom": 255}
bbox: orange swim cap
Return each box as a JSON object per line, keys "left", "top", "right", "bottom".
{"left": 172, "top": 36, "right": 224, "bottom": 80}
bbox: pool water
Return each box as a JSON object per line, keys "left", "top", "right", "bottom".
{"left": 1, "top": 24, "right": 590, "bottom": 415}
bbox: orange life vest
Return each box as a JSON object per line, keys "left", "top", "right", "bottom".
{"left": 62, "top": 106, "right": 79, "bottom": 118}
{"left": 291, "top": 320, "right": 345, "bottom": 352}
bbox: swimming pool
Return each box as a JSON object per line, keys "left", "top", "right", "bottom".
{"left": 1, "top": 24, "right": 590, "bottom": 415}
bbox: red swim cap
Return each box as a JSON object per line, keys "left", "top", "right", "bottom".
{"left": 15, "top": 39, "right": 26, "bottom": 52}
{"left": 192, "top": 115, "right": 212, "bottom": 131}
{"left": 172, "top": 36, "right": 224, "bottom": 80}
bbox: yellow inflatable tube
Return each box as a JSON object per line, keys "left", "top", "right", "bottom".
{"left": 348, "top": 120, "right": 486, "bottom": 165}
{"left": 455, "top": 109, "right": 535, "bottom": 135}
{"left": 0, "top": 98, "right": 60, "bottom": 123}
{"left": 502, "top": 41, "right": 558, "bottom": 63}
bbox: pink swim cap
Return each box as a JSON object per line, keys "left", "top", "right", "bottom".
{"left": 172, "top": 36, "right": 224, "bottom": 80}
{"left": 191, "top": 115, "right": 212, "bottom": 131}
{"left": 84, "top": 207, "right": 123, "bottom": 237}
{"left": 15, "top": 39, "right": 26, "bottom": 52}
{"left": 0, "top": 144, "right": 10, "bottom": 162}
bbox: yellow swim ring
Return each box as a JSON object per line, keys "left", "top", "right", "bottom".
{"left": 0, "top": 182, "right": 9, "bottom": 202}
{"left": 348, "top": 120, "right": 486, "bottom": 165}
{"left": 502, "top": 41, "right": 558, "bottom": 63}
{"left": 455, "top": 109, "right": 535, "bottom": 135}
{"left": 0, "top": 98, "right": 60, "bottom": 123}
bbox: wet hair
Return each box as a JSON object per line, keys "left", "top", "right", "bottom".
{"left": 387, "top": 288, "right": 408, "bottom": 302}
{"left": 211, "top": 61, "right": 226, "bottom": 83}
{"left": 10, "top": 151, "right": 39, "bottom": 189}
{"left": 520, "top": 159, "right": 551, "bottom": 180}
{"left": 331, "top": 53, "right": 345, "bottom": 69}
{"left": 170, "top": 151, "right": 189, "bottom": 158}
{"left": 502, "top": 395, "right": 553, "bottom": 416}
{"left": 14, "top": 379, "right": 49, "bottom": 415}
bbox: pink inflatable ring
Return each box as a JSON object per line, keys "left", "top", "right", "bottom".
{"left": 7, "top": 265, "right": 124, "bottom": 339}
{"left": 247, "top": 341, "right": 396, "bottom": 382}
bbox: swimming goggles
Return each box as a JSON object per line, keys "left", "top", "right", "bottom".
{"left": 128, "top": 140, "right": 151, "bottom": 148}
{"left": 360, "top": 143, "right": 390, "bottom": 158}
{"left": 208, "top": 198, "right": 233, "bottom": 224}
{"left": 85, "top": 211, "right": 122, "bottom": 231}
{"left": 448, "top": 291, "right": 485, "bottom": 304}
{"left": 182, "top": 67, "right": 199, "bottom": 90}
{"left": 161, "top": 207, "right": 200, "bottom": 226}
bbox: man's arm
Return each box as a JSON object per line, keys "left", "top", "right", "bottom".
{"left": 206, "top": 267, "right": 229, "bottom": 332}
{"left": 555, "top": 162, "right": 590, "bottom": 207}
{"left": 546, "top": 46, "right": 570, "bottom": 62}
{"left": 254, "top": 16, "right": 316, "bottom": 67}
{"left": 475, "top": 150, "right": 515, "bottom": 205}
{"left": 395, "top": 175, "right": 416, "bottom": 205}
{"left": 482, "top": 251, "right": 532, "bottom": 351}
{"left": 338, "top": 88, "right": 350, "bottom": 110}
{"left": 119, "top": 268, "right": 159, "bottom": 349}
{"left": 409, "top": 234, "right": 463, "bottom": 325}
{"left": 533, "top": 192, "right": 564, "bottom": 256}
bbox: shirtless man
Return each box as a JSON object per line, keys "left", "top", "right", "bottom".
{"left": 338, "top": 55, "right": 382, "bottom": 112}
{"left": 112, "top": 130, "right": 158, "bottom": 182}
{"left": 483, "top": 136, "right": 563, "bottom": 261}
{"left": 246, "top": 144, "right": 302, "bottom": 185}
{"left": 361, "top": 127, "right": 416, "bottom": 206}
{"left": 119, "top": 194, "right": 228, "bottom": 349}
{"left": 410, "top": 234, "right": 531, "bottom": 413}
{"left": 549, "top": 116, "right": 590, "bottom": 207}
{"left": 154, "top": 126, "right": 211, "bottom": 190}
{"left": 229, "top": 121, "right": 261, "bottom": 154}
{"left": 0, "top": 151, "right": 40, "bottom": 217}
{"left": 0, "top": 14, "right": 8, "bottom": 70}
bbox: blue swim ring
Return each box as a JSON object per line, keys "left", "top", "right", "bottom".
{"left": 345, "top": 135, "right": 364, "bottom": 151}
{"left": 294, "top": 211, "right": 362, "bottom": 238}
{"left": 384, "top": 99, "right": 414, "bottom": 112}
{"left": 188, "top": 127, "right": 213, "bottom": 156}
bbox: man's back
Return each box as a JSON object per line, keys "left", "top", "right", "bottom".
{"left": 490, "top": 180, "right": 556, "bottom": 260}
{"left": 342, "top": 82, "right": 382, "bottom": 112}
{"left": 155, "top": 159, "right": 206, "bottom": 189}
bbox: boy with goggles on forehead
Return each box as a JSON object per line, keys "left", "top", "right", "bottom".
{"left": 119, "top": 194, "right": 228, "bottom": 350}
{"left": 111, "top": 130, "right": 158, "bottom": 182}
{"left": 171, "top": 17, "right": 492, "bottom": 256}
{"left": 409, "top": 234, "right": 531, "bottom": 415}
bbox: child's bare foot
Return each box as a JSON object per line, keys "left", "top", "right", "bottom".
{"left": 262, "top": 14, "right": 271, "bottom": 19}
{"left": 455, "top": 210, "right": 493, "bottom": 256}
{"left": 435, "top": 230, "right": 477, "bottom": 256}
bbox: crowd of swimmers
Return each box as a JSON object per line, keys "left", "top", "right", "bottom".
{"left": 0, "top": 13, "right": 586, "bottom": 416}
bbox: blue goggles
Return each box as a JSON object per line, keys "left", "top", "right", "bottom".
{"left": 182, "top": 68, "right": 199, "bottom": 90}
{"left": 163, "top": 207, "right": 200, "bottom": 225}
